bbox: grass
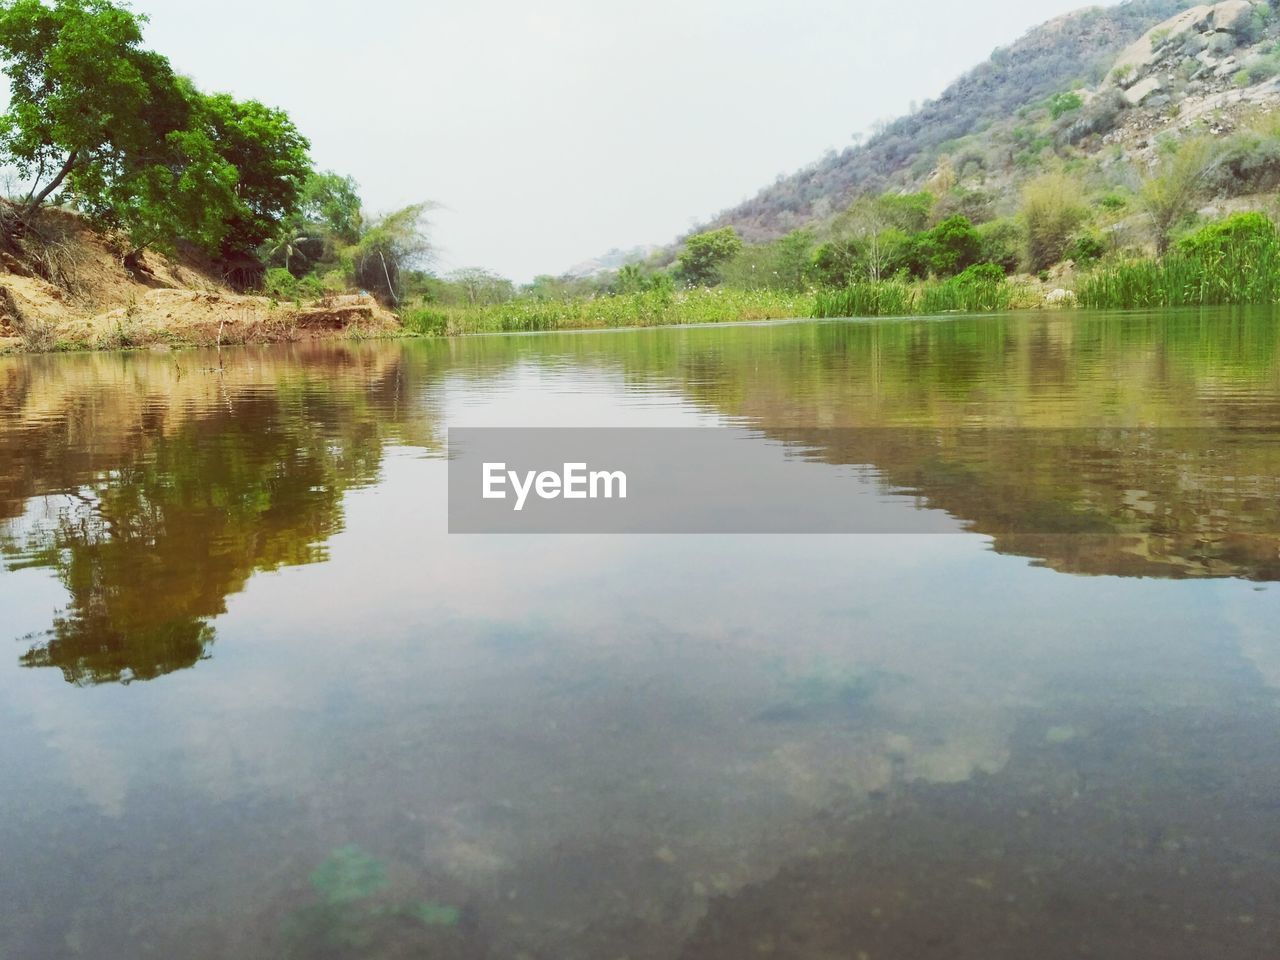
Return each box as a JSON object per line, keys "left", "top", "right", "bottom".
{"left": 1078, "top": 233, "right": 1280, "bottom": 308}
{"left": 813, "top": 281, "right": 913, "bottom": 317}
{"left": 403, "top": 287, "right": 817, "bottom": 335}
{"left": 403, "top": 276, "right": 1033, "bottom": 337}
{"left": 813, "top": 276, "right": 1024, "bottom": 318}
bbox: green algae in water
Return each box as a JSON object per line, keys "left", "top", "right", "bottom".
{"left": 286, "top": 845, "right": 462, "bottom": 956}
{"left": 309, "top": 845, "right": 389, "bottom": 905}
{"left": 408, "top": 901, "right": 461, "bottom": 927}
{"left": 755, "top": 657, "right": 900, "bottom": 722}
{"left": 784, "top": 662, "right": 880, "bottom": 708}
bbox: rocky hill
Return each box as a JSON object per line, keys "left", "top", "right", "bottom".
{"left": 695, "top": 0, "right": 1210, "bottom": 243}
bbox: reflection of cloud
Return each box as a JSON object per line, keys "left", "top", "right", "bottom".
{"left": 1223, "top": 584, "right": 1280, "bottom": 690}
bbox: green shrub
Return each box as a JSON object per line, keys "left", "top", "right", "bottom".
{"left": 1177, "top": 211, "right": 1276, "bottom": 258}
{"left": 1244, "top": 52, "right": 1280, "bottom": 82}
{"left": 1097, "top": 192, "right": 1129, "bottom": 212}
{"left": 975, "top": 219, "right": 1025, "bottom": 273}
{"left": 903, "top": 215, "right": 981, "bottom": 278}
{"left": 1064, "top": 233, "right": 1106, "bottom": 265}
{"left": 1048, "top": 91, "right": 1084, "bottom": 120}
{"left": 402, "top": 307, "right": 450, "bottom": 335}
{"left": 263, "top": 267, "right": 301, "bottom": 299}
{"left": 953, "top": 262, "right": 1007, "bottom": 285}
{"left": 1021, "top": 173, "right": 1089, "bottom": 270}
{"left": 263, "top": 267, "right": 325, "bottom": 300}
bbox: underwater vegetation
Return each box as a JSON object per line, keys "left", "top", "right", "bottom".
{"left": 754, "top": 658, "right": 901, "bottom": 722}
{"left": 283, "top": 845, "right": 462, "bottom": 959}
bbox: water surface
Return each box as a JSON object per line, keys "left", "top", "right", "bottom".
{"left": 2, "top": 310, "right": 1280, "bottom": 958}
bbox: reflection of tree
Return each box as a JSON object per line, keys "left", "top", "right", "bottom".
{"left": 2, "top": 344, "right": 431, "bottom": 685}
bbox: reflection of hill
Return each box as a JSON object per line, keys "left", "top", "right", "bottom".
{"left": 703, "top": 314, "right": 1280, "bottom": 580}
{"left": 488, "top": 310, "right": 1280, "bottom": 580}
{"left": 1, "top": 342, "right": 441, "bottom": 685}
{"left": 775, "top": 426, "right": 1280, "bottom": 580}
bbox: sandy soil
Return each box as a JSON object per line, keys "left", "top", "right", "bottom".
{"left": 0, "top": 208, "right": 400, "bottom": 353}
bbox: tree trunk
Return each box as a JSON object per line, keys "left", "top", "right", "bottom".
{"left": 378, "top": 250, "right": 398, "bottom": 305}
{"left": 23, "top": 150, "right": 79, "bottom": 216}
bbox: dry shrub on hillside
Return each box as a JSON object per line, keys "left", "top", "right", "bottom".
{"left": 1139, "top": 136, "right": 1218, "bottom": 256}
{"left": 0, "top": 284, "right": 56, "bottom": 350}
{"left": 1021, "top": 173, "right": 1089, "bottom": 270}
{"left": 0, "top": 203, "right": 86, "bottom": 294}
{"left": 23, "top": 214, "right": 85, "bottom": 293}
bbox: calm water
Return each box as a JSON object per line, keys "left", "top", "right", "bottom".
{"left": 2, "top": 310, "right": 1280, "bottom": 959}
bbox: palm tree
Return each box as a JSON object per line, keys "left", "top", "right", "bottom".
{"left": 265, "top": 228, "right": 309, "bottom": 273}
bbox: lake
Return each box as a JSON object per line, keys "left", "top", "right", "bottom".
{"left": 2, "top": 310, "right": 1280, "bottom": 959}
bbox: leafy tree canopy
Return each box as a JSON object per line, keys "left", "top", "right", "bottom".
{"left": 299, "top": 170, "right": 363, "bottom": 245}
{"left": 353, "top": 203, "right": 433, "bottom": 304}
{"left": 677, "top": 227, "right": 743, "bottom": 286}
{"left": 0, "top": 0, "right": 311, "bottom": 258}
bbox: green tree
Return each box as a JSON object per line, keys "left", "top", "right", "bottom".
{"left": 873, "top": 192, "right": 935, "bottom": 233}
{"left": 72, "top": 106, "right": 241, "bottom": 258}
{"left": 353, "top": 203, "right": 433, "bottom": 304}
{"left": 264, "top": 226, "right": 312, "bottom": 274}
{"left": 677, "top": 227, "right": 743, "bottom": 286}
{"left": 447, "top": 267, "right": 514, "bottom": 305}
{"left": 613, "top": 262, "right": 673, "bottom": 294}
{"left": 826, "top": 192, "right": 934, "bottom": 283}
{"left": 809, "top": 238, "right": 863, "bottom": 288}
{"left": 196, "top": 92, "right": 311, "bottom": 256}
{"left": 300, "top": 171, "right": 363, "bottom": 245}
{"left": 719, "top": 230, "right": 814, "bottom": 291}
{"left": 0, "top": 0, "right": 310, "bottom": 260}
{"left": 904, "top": 215, "right": 981, "bottom": 277}
{"left": 1048, "top": 91, "right": 1083, "bottom": 120}
{"left": 0, "top": 0, "right": 187, "bottom": 217}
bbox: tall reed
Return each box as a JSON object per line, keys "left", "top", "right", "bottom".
{"left": 404, "top": 287, "right": 817, "bottom": 336}
{"left": 1078, "top": 233, "right": 1280, "bottom": 308}
{"left": 813, "top": 277, "right": 1015, "bottom": 318}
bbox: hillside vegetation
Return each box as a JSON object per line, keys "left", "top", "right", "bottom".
{"left": 702, "top": 0, "right": 1201, "bottom": 242}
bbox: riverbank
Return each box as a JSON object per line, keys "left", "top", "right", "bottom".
{"left": 0, "top": 289, "right": 400, "bottom": 355}
{"left": 7, "top": 247, "right": 1280, "bottom": 357}
{"left": 0, "top": 209, "right": 400, "bottom": 355}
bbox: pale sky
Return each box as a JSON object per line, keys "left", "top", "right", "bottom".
{"left": 132, "top": 0, "right": 1106, "bottom": 282}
